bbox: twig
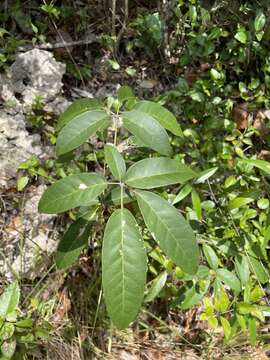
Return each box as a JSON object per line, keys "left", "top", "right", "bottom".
{"left": 112, "top": 0, "right": 116, "bottom": 38}
{"left": 18, "top": 35, "right": 101, "bottom": 52}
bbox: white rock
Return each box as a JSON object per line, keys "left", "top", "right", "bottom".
{"left": 1, "top": 185, "right": 57, "bottom": 280}
{"left": 10, "top": 49, "right": 66, "bottom": 105}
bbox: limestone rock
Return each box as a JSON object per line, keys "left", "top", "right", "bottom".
{"left": 1, "top": 185, "right": 57, "bottom": 280}
{"left": 10, "top": 49, "right": 66, "bottom": 106}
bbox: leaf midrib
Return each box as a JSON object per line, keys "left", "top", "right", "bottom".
{"left": 120, "top": 209, "right": 126, "bottom": 317}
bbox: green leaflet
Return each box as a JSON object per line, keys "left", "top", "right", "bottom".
{"left": 107, "top": 187, "right": 133, "bottom": 206}
{"left": 235, "top": 255, "right": 250, "bottom": 286}
{"left": 0, "top": 282, "right": 20, "bottom": 318}
{"left": 172, "top": 183, "right": 192, "bottom": 205}
{"left": 216, "top": 268, "right": 241, "bottom": 294}
{"left": 180, "top": 282, "right": 210, "bottom": 310}
{"left": 125, "top": 157, "right": 196, "bottom": 189}
{"left": 104, "top": 144, "right": 126, "bottom": 181}
{"left": 1, "top": 338, "right": 16, "bottom": 358}
{"left": 102, "top": 208, "right": 147, "bottom": 329}
{"left": 117, "top": 85, "right": 136, "bottom": 108}
{"left": 56, "top": 110, "right": 110, "bottom": 156}
{"left": 122, "top": 110, "right": 172, "bottom": 156}
{"left": 55, "top": 219, "right": 92, "bottom": 269}
{"left": 57, "top": 98, "right": 101, "bottom": 131}
{"left": 134, "top": 100, "right": 182, "bottom": 136}
{"left": 240, "top": 158, "right": 270, "bottom": 174}
{"left": 203, "top": 244, "right": 219, "bottom": 270}
{"left": 38, "top": 173, "right": 107, "bottom": 214}
{"left": 194, "top": 167, "right": 218, "bottom": 184}
{"left": 191, "top": 189, "right": 202, "bottom": 220}
{"left": 144, "top": 271, "right": 167, "bottom": 303}
{"left": 135, "top": 190, "right": 199, "bottom": 274}
{"left": 249, "top": 256, "right": 269, "bottom": 284}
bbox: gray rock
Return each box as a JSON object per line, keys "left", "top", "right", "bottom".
{"left": 0, "top": 111, "right": 45, "bottom": 188}
{"left": 10, "top": 49, "right": 66, "bottom": 106}
{"left": 0, "top": 185, "right": 57, "bottom": 280}
{"left": 0, "top": 49, "right": 67, "bottom": 279}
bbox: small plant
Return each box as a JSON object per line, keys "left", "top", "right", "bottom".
{"left": 38, "top": 86, "right": 200, "bottom": 329}
{"left": 0, "top": 282, "right": 51, "bottom": 359}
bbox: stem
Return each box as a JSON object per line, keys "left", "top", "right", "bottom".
{"left": 91, "top": 288, "right": 103, "bottom": 338}
{"left": 120, "top": 182, "right": 124, "bottom": 210}
{"left": 112, "top": 0, "right": 116, "bottom": 38}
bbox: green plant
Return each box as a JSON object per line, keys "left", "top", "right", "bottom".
{"left": 38, "top": 86, "right": 200, "bottom": 329}
{"left": 0, "top": 282, "right": 51, "bottom": 359}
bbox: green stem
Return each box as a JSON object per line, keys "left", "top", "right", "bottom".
{"left": 120, "top": 182, "right": 124, "bottom": 210}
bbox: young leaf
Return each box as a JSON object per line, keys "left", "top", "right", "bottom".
{"left": 180, "top": 282, "right": 210, "bottom": 310}
{"left": 228, "top": 195, "right": 256, "bottom": 210}
{"left": 38, "top": 173, "right": 107, "bottom": 214}
{"left": 249, "top": 256, "right": 269, "bottom": 284}
{"left": 55, "top": 219, "right": 91, "bottom": 269}
{"left": 203, "top": 244, "right": 219, "bottom": 270}
{"left": 122, "top": 110, "right": 172, "bottom": 156}
{"left": 104, "top": 144, "right": 126, "bottom": 181}
{"left": 191, "top": 189, "right": 202, "bottom": 220}
{"left": 235, "top": 255, "right": 250, "bottom": 286}
{"left": 254, "top": 11, "right": 266, "bottom": 32}
{"left": 0, "top": 323, "right": 15, "bottom": 340}
{"left": 134, "top": 100, "right": 183, "bottom": 136}
{"left": 135, "top": 190, "right": 199, "bottom": 274}
{"left": 248, "top": 318, "right": 257, "bottom": 346}
{"left": 57, "top": 98, "right": 101, "bottom": 131}
{"left": 125, "top": 157, "right": 196, "bottom": 189}
{"left": 1, "top": 339, "right": 16, "bottom": 359}
{"left": 0, "top": 282, "right": 20, "bottom": 317}
{"left": 216, "top": 269, "right": 241, "bottom": 294}
{"left": 17, "top": 176, "right": 29, "bottom": 191}
{"left": 56, "top": 110, "right": 110, "bottom": 156}
{"left": 220, "top": 317, "right": 231, "bottom": 342}
{"left": 172, "top": 183, "right": 192, "bottom": 205}
{"left": 117, "top": 85, "right": 136, "bottom": 108}
{"left": 102, "top": 208, "right": 147, "bottom": 329}
{"left": 240, "top": 158, "right": 270, "bottom": 174}
{"left": 107, "top": 187, "right": 133, "bottom": 206}
{"left": 194, "top": 167, "right": 218, "bottom": 184}
{"left": 214, "top": 285, "right": 230, "bottom": 312}
{"left": 144, "top": 271, "right": 167, "bottom": 303}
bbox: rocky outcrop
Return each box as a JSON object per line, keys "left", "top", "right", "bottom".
{"left": 0, "top": 49, "right": 67, "bottom": 279}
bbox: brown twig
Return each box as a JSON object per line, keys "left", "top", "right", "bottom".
{"left": 18, "top": 35, "right": 101, "bottom": 52}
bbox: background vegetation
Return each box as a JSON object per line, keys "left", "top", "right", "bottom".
{"left": 1, "top": 0, "right": 270, "bottom": 359}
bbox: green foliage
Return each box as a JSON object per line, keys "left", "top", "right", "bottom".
{"left": 0, "top": 282, "right": 51, "bottom": 359}
{"left": 133, "top": 12, "right": 165, "bottom": 55}
{"left": 5, "top": 0, "right": 270, "bottom": 348}
{"left": 38, "top": 89, "right": 199, "bottom": 329}
{"left": 102, "top": 208, "right": 147, "bottom": 329}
